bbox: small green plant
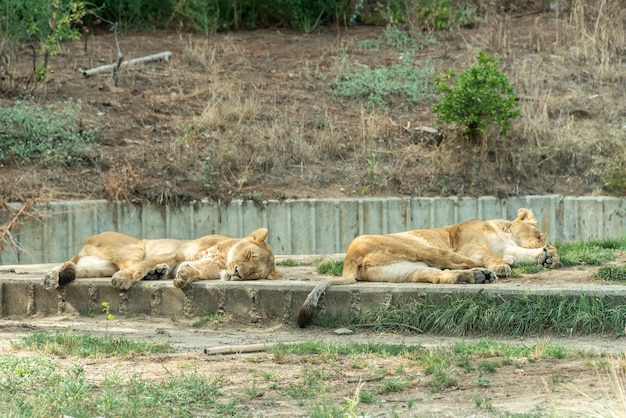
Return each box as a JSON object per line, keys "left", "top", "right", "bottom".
{"left": 332, "top": 56, "right": 435, "bottom": 108}
{"left": 198, "top": 152, "right": 214, "bottom": 193}
{"left": 602, "top": 158, "right": 626, "bottom": 194}
{"left": 433, "top": 51, "right": 521, "bottom": 140}
{"left": 596, "top": 265, "right": 626, "bottom": 281}
{"left": 102, "top": 301, "right": 115, "bottom": 337}
{"left": 316, "top": 259, "right": 344, "bottom": 276}
{"left": 410, "top": 0, "right": 477, "bottom": 31}
{"left": 277, "top": 258, "right": 302, "bottom": 266}
{"left": 556, "top": 240, "right": 621, "bottom": 267}
{"left": 191, "top": 312, "right": 224, "bottom": 328}
{"left": 13, "top": 329, "right": 171, "bottom": 357}
{"left": 361, "top": 153, "right": 383, "bottom": 194}
{"left": 0, "top": 101, "right": 96, "bottom": 165}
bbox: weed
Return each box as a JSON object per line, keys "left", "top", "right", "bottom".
{"left": 596, "top": 265, "right": 626, "bottom": 282}
{"left": 357, "top": 294, "right": 626, "bottom": 336}
{"left": 477, "top": 360, "right": 498, "bottom": 373}
{"left": 191, "top": 312, "right": 224, "bottom": 328}
{"left": 316, "top": 259, "right": 344, "bottom": 276}
{"left": 0, "top": 101, "right": 96, "bottom": 165}
{"left": 101, "top": 301, "right": 115, "bottom": 337}
{"left": 556, "top": 240, "right": 621, "bottom": 267}
{"left": 12, "top": 329, "right": 171, "bottom": 357}
{"left": 380, "top": 376, "right": 412, "bottom": 393}
{"left": 277, "top": 258, "right": 303, "bottom": 266}
{"left": 473, "top": 373, "right": 492, "bottom": 388}
{"left": 510, "top": 262, "right": 547, "bottom": 276}
{"left": 331, "top": 55, "right": 435, "bottom": 109}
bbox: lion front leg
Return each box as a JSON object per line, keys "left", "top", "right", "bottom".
{"left": 539, "top": 245, "right": 559, "bottom": 268}
{"left": 173, "top": 260, "right": 222, "bottom": 289}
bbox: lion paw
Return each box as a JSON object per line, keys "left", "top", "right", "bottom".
{"left": 173, "top": 265, "right": 189, "bottom": 289}
{"left": 538, "top": 246, "right": 559, "bottom": 269}
{"left": 489, "top": 264, "right": 512, "bottom": 278}
{"left": 143, "top": 263, "right": 169, "bottom": 281}
{"left": 111, "top": 273, "right": 133, "bottom": 290}
{"left": 471, "top": 268, "right": 498, "bottom": 284}
{"left": 43, "top": 271, "right": 59, "bottom": 290}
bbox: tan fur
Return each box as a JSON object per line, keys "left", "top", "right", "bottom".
{"left": 44, "top": 228, "right": 282, "bottom": 290}
{"left": 298, "top": 208, "right": 559, "bottom": 327}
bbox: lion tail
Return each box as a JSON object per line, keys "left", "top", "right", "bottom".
{"left": 298, "top": 276, "right": 357, "bottom": 328}
{"left": 297, "top": 282, "right": 328, "bottom": 328}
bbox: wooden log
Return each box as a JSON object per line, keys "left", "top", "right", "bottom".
{"left": 80, "top": 51, "right": 173, "bottom": 77}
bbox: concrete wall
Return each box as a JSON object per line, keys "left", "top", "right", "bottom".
{"left": 1, "top": 195, "right": 625, "bottom": 264}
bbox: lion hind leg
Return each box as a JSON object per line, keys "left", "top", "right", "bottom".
{"left": 45, "top": 256, "right": 118, "bottom": 290}
{"left": 44, "top": 262, "right": 76, "bottom": 289}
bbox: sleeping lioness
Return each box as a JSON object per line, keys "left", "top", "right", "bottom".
{"left": 44, "top": 228, "right": 282, "bottom": 290}
{"left": 298, "top": 208, "right": 559, "bottom": 327}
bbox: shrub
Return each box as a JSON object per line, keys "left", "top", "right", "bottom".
{"left": 0, "top": 101, "right": 96, "bottom": 165}
{"left": 432, "top": 51, "right": 521, "bottom": 140}
{"left": 0, "top": 1, "right": 88, "bottom": 81}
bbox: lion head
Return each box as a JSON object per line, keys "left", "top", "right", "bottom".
{"left": 509, "top": 208, "right": 547, "bottom": 249}
{"left": 220, "top": 228, "right": 283, "bottom": 281}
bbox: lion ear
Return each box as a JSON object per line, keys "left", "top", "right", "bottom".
{"left": 248, "top": 228, "right": 269, "bottom": 243}
{"left": 516, "top": 208, "right": 537, "bottom": 224}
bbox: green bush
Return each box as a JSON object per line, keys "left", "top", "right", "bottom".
{"left": 91, "top": 0, "right": 173, "bottom": 32}
{"left": 0, "top": 0, "right": 88, "bottom": 80}
{"left": 0, "top": 101, "right": 96, "bottom": 165}
{"left": 432, "top": 51, "right": 520, "bottom": 139}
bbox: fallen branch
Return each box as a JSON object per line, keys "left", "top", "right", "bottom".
{"left": 356, "top": 323, "right": 424, "bottom": 333}
{"left": 79, "top": 51, "right": 172, "bottom": 77}
{"left": 203, "top": 342, "right": 296, "bottom": 355}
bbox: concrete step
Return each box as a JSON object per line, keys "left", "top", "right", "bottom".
{"left": 2, "top": 260, "right": 625, "bottom": 323}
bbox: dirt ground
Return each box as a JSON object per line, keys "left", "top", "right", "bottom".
{"left": 1, "top": 5, "right": 624, "bottom": 204}
{"left": 1, "top": 313, "right": 625, "bottom": 417}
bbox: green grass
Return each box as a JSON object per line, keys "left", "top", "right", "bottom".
{"left": 3, "top": 334, "right": 612, "bottom": 416}
{"left": 12, "top": 329, "right": 171, "bottom": 357}
{"left": 331, "top": 55, "right": 436, "bottom": 109}
{"left": 596, "top": 265, "right": 626, "bottom": 281}
{"left": 0, "top": 101, "right": 96, "bottom": 165}
{"left": 316, "top": 259, "right": 344, "bottom": 276}
{"left": 355, "top": 293, "right": 626, "bottom": 337}
{"left": 555, "top": 237, "right": 626, "bottom": 267}
{"left": 191, "top": 312, "right": 224, "bottom": 327}
{"left": 0, "top": 353, "right": 236, "bottom": 417}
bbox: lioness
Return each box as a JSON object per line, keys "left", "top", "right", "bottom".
{"left": 298, "top": 208, "right": 559, "bottom": 327}
{"left": 44, "top": 228, "right": 282, "bottom": 290}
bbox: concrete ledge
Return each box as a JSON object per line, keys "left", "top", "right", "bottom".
{"left": 2, "top": 263, "right": 626, "bottom": 322}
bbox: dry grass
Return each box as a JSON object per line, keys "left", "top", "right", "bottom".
{"left": 0, "top": 0, "right": 624, "bottom": 203}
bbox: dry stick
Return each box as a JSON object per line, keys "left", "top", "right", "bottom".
{"left": 203, "top": 342, "right": 296, "bottom": 355}
{"left": 79, "top": 51, "right": 173, "bottom": 77}
{"left": 356, "top": 323, "right": 424, "bottom": 333}
{"left": 112, "top": 23, "right": 123, "bottom": 86}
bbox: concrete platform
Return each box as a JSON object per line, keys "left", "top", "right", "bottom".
{"left": 2, "top": 259, "right": 626, "bottom": 322}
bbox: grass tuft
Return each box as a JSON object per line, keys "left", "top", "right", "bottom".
{"left": 356, "top": 294, "right": 626, "bottom": 337}
{"left": 12, "top": 329, "right": 171, "bottom": 357}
